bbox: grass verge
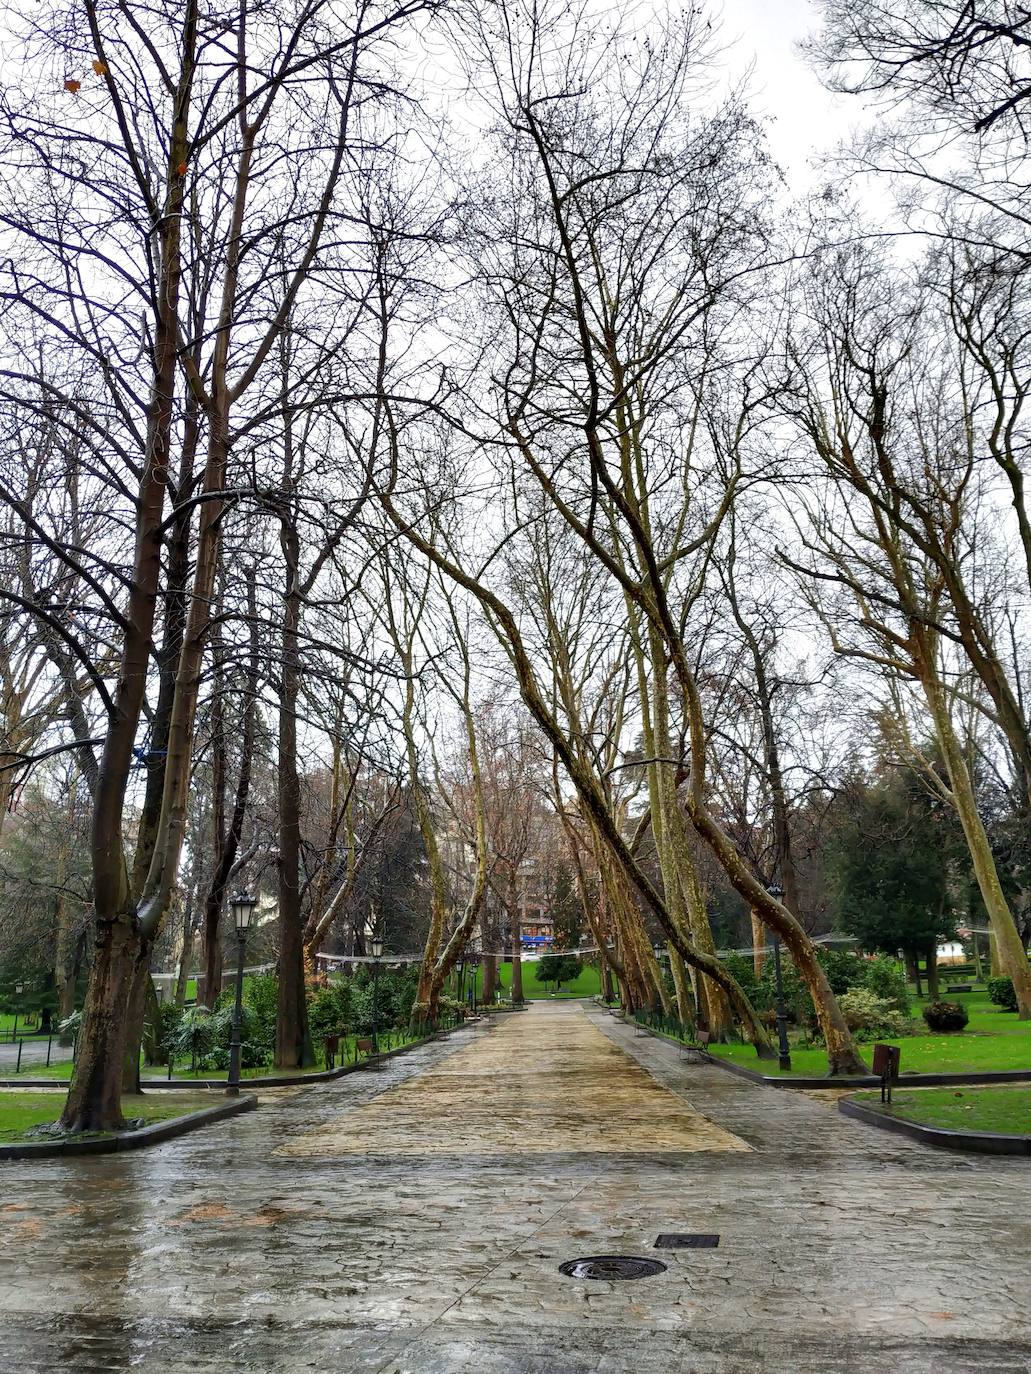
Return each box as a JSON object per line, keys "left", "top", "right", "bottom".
{"left": 708, "top": 996, "right": 1031, "bottom": 1077}
{"left": 0, "top": 1090, "right": 224, "bottom": 1143}
{"left": 851, "top": 1085, "right": 1031, "bottom": 1135}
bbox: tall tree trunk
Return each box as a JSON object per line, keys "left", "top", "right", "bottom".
{"left": 60, "top": 6, "right": 197, "bottom": 1131}
{"left": 509, "top": 871, "right": 524, "bottom": 1003}
{"left": 202, "top": 590, "right": 258, "bottom": 1008}
{"left": 926, "top": 943, "right": 940, "bottom": 1000}
{"left": 904, "top": 948, "right": 922, "bottom": 997}
{"left": 275, "top": 515, "right": 312, "bottom": 1068}
{"left": 174, "top": 890, "right": 196, "bottom": 1007}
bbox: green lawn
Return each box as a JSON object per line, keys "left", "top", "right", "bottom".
{"left": 472, "top": 958, "right": 602, "bottom": 1001}
{"left": 0, "top": 1090, "right": 222, "bottom": 1143}
{"left": 853, "top": 1086, "right": 1031, "bottom": 1135}
{"left": 709, "top": 994, "right": 1031, "bottom": 1078}
{"left": 0, "top": 1012, "right": 54, "bottom": 1034}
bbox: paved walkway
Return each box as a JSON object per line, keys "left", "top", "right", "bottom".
{"left": 1, "top": 1002, "right": 1030, "bottom": 1373}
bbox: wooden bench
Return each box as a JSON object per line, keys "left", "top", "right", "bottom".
{"left": 323, "top": 1034, "right": 340, "bottom": 1070}
{"left": 945, "top": 984, "right": 972, "bottom": 993}
{"left": 354, "top": 1037, "right": 376, "bottom": 1060}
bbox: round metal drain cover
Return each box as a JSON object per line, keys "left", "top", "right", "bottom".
{"left": 558, "top": 1255, "right": 667, "bottom": 1281}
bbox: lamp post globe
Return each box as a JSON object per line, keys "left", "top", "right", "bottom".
{"left": 765, "top": 880, "right": 791, "bottom": 1072}
{"left": 226, "top": 890, "right": 257, "bottom": 1096}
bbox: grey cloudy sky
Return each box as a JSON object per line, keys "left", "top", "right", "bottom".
{"left": 723, "top": 0, "right": 874, "bottom": 183}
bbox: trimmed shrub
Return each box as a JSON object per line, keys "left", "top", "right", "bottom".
{"left": 986, "top": 976, "right": 1018, "bottom": 1012}
{"left": 922, "top": 1000, "right": 969, "bottom": 1033}
{"left": 837, "top": 987, "right": 910, "bottom": 1039}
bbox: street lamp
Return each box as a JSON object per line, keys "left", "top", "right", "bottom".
{"left": 12, "top": 982, "right": 23, "bottom": 1040}
{"left": 766, "top": 882, "right": 792, "bottom": 1072}
{"left": 370, "top": 932, "right": 383, "bottom": 1050}
{"left": 226, "top": 890, "right": 257, "bottom": 1096}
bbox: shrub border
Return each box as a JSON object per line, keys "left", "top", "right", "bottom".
{"left": 838, "top": 1094, "right": 1031, "bottom": 1155}
{"left": 0, "top": 1016, "right": 476, "bottom": 1092}
{"left": 0, "top": 1094, "right": 257, "bottom": 1160}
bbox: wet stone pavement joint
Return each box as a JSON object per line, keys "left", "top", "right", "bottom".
{"left": 0, "top": 1001, "right": 1029, "bottom": 1373}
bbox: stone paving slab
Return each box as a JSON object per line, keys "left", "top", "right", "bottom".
{"left": 0, "top": 1003, "right": 1029, "bottom": 1373}
{"left": 276, "top": 1008, "right": 749, "bottom": 1158}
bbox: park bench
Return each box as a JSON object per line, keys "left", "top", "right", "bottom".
{"left": 945, "top": 984, "right": 972, "bottom": 993}
{"left": 680, "top": 1029, "right": 712, "bottom": 1063}
{"left": 323, "top": 1034, "right": 340, "bottom": 1070}
{"left": 354, "top": 1037, "right": 376, "bottom": 1061}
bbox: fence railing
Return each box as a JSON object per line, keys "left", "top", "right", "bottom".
{"left": 632, "top": 1008, "right": 697, "bottom": 1043}
{"left": 0, "top": 1032, "right": 76, "bottom": 1074}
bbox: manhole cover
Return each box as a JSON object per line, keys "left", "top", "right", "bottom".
{"left": 558, "top": 1255, "right": 667, "bottom": 1281}
{"left": 655, "top": 1233, "right": 720, "bottom": 1249}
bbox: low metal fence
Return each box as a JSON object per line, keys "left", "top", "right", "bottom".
{"left": 0, "top": 1033, "right": 76, "bottom": 1074}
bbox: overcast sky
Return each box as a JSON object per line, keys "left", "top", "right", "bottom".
{"left": 722, "top": 0, "right": 873, "bottom": 185}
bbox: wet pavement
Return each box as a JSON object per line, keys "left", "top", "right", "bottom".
{"left": 1, "top": 1001, "right": 1029, "bottom": 1373}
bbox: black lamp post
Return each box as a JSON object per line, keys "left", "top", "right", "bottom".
{"left": 226, "top": 890, "right": 257, "bottom": 1096}
{"left": 370, "top": 934, "right": 383, "bottom": 1050}
{"left": 766, "top": 882, "right": 792, "bottom": 1071}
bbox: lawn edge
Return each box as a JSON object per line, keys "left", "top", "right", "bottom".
{"left": 0, "top": 1094, "right": 258, "bottom": 1160}
{"left": 839, "top": 1094, "right": 1031, "bottom": 1155}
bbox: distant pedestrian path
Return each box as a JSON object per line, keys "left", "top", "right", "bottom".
{"left": 276, "top": 1001, "right": 750, "bottom": 1158}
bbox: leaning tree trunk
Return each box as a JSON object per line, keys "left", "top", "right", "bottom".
{"left": 668, "top": 947, "right": 694, "bottom": 1026}
{"left": 924, "top": 666, "right": 1031, "bottom": 1017}
{"left": 751, "top": 909, "right": 767, "bottom": 978}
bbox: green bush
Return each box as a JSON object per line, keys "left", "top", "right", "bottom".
{"left": 156, "top": 1002, "right": 183, "bottom": 1060}
{"left": 862, "top": 957, "right": 910, "bottom": 1015}
{"left": 244, "top": 973, "right": 279, "bottom": 1056}
{"left": 922, "top": 1000, "right": 969, "bottom": 1033}
{"left": 986, "top": 976, "right": 1018, "bottom": 1012}
{"left": 308, "top": 981, "right": 355, "bottom": 1045}
{"left": 837, "top": 987, "right": 911, "bottom": 1039}
{"left": 172, "top": 1006, "right": 216, "bottom": 1069}
{"left": 172, "top": 1003, "right": 270, "bottom": 1071}
{"left": 721, "top": 952, "right": 760, "bottom": 1002}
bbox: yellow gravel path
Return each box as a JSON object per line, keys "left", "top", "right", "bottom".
{"left": 276, "top": 1003, "right": 750, "bottom": 1157}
